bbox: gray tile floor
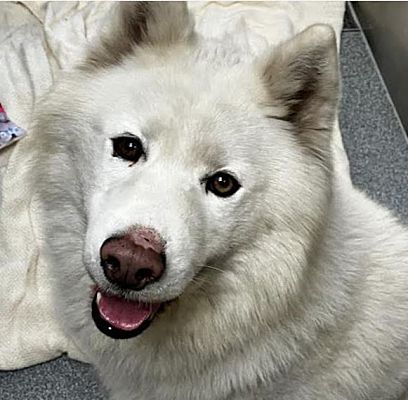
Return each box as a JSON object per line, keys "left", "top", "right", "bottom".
{"left": 0, "top": 358, "right": 105, "bottom": 400}
{"left": 1, "top": 12, "right": 407, "bottom": 400}
{"left": 340, "top": 30, "right": 408, "bottom": 219}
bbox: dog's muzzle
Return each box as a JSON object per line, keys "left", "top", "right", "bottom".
{"left": 92, "top": 228, "right": 166, "bottom": 339}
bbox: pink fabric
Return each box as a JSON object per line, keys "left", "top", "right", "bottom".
{"left": 0, "top": 103, "right": 26, "bottom": 150}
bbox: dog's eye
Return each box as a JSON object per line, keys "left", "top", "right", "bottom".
{"left": 205, "top": 172, "right": 241, "bottom": 198}
{"left": 111, "top": 135, "right": 145, "bottom": 163}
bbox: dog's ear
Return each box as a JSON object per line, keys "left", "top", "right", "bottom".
{"left": 260, "top": 25, "right": 339, "bottom": 159}
{"left": 84, "top": 2, "right": 195, "bottom": 69}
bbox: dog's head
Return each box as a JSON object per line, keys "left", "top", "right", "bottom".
{"left": 35, "top": 2, "right": 339, "bottom": 341}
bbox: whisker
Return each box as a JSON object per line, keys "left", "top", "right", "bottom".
{"left": 191, "top": 276, "right": 208, "bottom": 286}
{"left": 201, "top": 265, "right": 225, "bottom": 274}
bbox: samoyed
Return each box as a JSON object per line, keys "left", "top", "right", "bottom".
{"left": 32, "top": 2, "right": 408, "bottom": 399}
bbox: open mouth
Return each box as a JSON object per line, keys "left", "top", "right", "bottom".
{"left": 92, "top": 291, "right": 161, "bottom": 339}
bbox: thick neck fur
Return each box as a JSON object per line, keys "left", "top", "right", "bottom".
{"left": 83, "top": 170, "right": 408, "bottom": 400}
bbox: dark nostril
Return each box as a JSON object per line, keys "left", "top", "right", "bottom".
{"left": 135, "top": 268, "right": 153, "bottom": 281}
{"left": 101, "top": 255, "right": 120, "bottom": 271}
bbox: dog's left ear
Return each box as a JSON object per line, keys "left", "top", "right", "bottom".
{"left": 259, "top": 25, "right": 339, "bottom": 157}
{"left": 84, "top": 2, "right": 195, "bottom": 69}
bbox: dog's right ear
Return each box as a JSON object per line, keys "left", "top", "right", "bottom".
{"left": 83, "top": 2, "right": 195, "bottom": 69}
{"left": 258, "top": 25, "right": 339, "bottom": 162}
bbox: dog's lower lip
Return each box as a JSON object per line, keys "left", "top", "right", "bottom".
{"left": 91, "top": 292, "right": 161, "bottom": 339}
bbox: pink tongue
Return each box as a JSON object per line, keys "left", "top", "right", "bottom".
{"left": 98, "top": 292, "right": 159, "bottom": 331}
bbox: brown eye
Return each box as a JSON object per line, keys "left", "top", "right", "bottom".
{"left": 111, "top": 135, "right": 145, "bottom": 163}
{"left": 206, "top": 172, "right": 241, "bottom": 198}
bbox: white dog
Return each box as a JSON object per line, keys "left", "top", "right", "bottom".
{"left": 31, "top": 3, "right": 408, "bottom": 399}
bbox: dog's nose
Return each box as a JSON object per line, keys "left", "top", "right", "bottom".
{"left": 100, "top": 229, "right": 165, "bottom": 291}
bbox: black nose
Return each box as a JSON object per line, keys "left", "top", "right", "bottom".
{"left": 100, "top": 229, "right": 165, "bottom": 291}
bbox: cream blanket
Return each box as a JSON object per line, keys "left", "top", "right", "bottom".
{"left": 0, "top": 1, "right": 346, "bottom": 370}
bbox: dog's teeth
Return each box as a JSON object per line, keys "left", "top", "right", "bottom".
{"left": 96, "top": 292, "right": 102, "bottom": 306}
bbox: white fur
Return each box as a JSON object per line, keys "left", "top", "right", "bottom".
{"left": 31, "top": 3, "right": 408, "bottom": 399}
